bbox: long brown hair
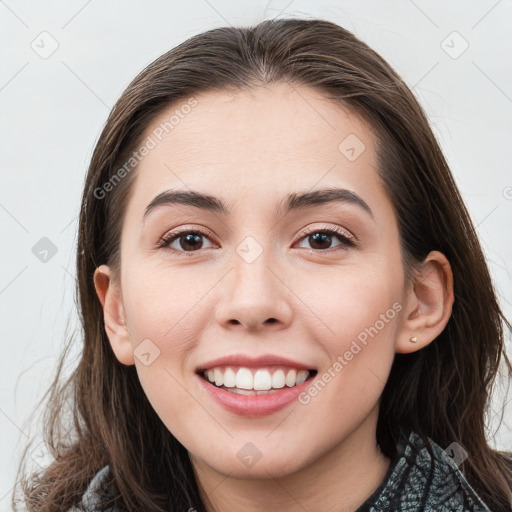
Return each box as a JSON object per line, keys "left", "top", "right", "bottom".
{"left": 14, "top": 18, "right": 512, "bottom": 512}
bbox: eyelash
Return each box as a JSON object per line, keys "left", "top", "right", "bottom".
{"left": 156, "top": 225, "right": 357, "bottom": 256}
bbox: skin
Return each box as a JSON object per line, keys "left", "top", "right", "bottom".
{"left": 94, "top": 82, "right": 454, "bottom": 512}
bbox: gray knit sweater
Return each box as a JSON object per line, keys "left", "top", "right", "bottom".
{"left": 70, "top": 428, "right": 497, "bottom": 511}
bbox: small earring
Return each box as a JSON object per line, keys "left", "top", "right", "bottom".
{"left": 410, "top": 336, "right": 418, "bottom": 343}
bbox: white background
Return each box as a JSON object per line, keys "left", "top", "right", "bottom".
{"left": 1, "top": 0, "right": 511, "bottom": 509}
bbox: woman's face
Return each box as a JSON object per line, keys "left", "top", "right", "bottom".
{"left": 98, "top": 82, "right": 415, "bottom": 478}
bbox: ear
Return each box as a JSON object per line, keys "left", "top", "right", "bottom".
{"left": 396, "top": 250, "right": 454, "bottom": 354}
{"left": 93, "top": 264, "right": 135, "bottom": 365}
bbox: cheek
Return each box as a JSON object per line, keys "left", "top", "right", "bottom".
{"left": 296, "top": 294, "right": 399, "bottom": 449}
{"left": 119, "top": 266, "right": 211, "bottom": 435}
{"left": 120, "top": 265, "right": 209, "bottom": 439}
{"left": 134, "top": 359, "right": 208, "bottom": 453}
{"left": 295, "top": 260, "right": 401, "bottom": 341}
{"left": 122, "top": 260, "right": 213, "bottom": 350}
{"left": 296, "top": 265, "right": 401, "bottom": 403}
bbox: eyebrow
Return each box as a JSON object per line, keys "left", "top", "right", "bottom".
{"left": 143, "top": 187, "right": 374, "bottom": 221}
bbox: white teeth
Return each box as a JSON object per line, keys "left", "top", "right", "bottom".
{"left": 235, "top": 368, "right": 253, "bottom": 390}
{"left": 223, "top": 367, "right": 236, "bottom": 388}
{"left": 253, "top": 369, "right": 272, "bottom": 390}
{"left": 296, "top": 370, "right": 309, "bottom": 385}
{"left": 221, "top": 386, "right": 280, "bottom": 395}
{"left": 285, "top": 369, "right": 297, "bottom": 387}
{"left": 203, "top": 366, "right": 311, "bottom": 391}
{"left": 228, "top": 387, "right": 256, "bottom": 395}
{"left": 214, "top": 368, "right": 224, "bottom": 387}
{"left": 271, "top": 369, "right": 286, "bottom": 389}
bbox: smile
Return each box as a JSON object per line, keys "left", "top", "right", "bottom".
{"left": 201, "top": 366, "right": 315, "bottom": 395}
{"left": 196, "top": 365, "right": 318, "bottom": 417}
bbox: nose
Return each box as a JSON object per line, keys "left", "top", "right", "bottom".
{"left": 214, "top": 243, "right": 293, "bottom": 332}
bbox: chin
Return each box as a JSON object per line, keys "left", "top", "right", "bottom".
{"left": 199, "top": 446, "right": 310, "bottom": 480}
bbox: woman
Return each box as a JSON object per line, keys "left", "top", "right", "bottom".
{"left": 14, "top": 17, "right": 512, "bottom": 512}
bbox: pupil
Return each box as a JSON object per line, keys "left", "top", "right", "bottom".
{"left": 181, "top": 233, "right": 203, "bottom": 250}
{"left": 310, "top": 233, "right": 331, "bottom": 249}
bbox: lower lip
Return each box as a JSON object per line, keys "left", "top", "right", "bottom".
{"left": 196, "top": 373, "right": 315, "bottom": 417}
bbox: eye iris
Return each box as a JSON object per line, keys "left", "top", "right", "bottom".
{"left": 309, "top": 232, "right": 332, "bottom": 249}
{"left": 180, "top": 233, "right": 203, "bottom": 251}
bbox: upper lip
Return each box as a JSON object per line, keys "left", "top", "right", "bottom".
{"left": 197, "top": 354, "right": 316, "bottom": 372}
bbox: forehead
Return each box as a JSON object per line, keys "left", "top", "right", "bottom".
{"left": 128, "top": 82, "right": 381, "bottom": 214}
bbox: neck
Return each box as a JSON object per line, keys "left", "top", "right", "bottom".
{"left": 191, "top": 408, "right": 391, "bottom": 512}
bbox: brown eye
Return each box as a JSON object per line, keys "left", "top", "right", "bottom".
{"left": 158, "top": 230, "right": 214, "bottom": 253}
{"left": 175, "top": 233, "right": 204, "bottom": 251}
{"left": 296, "top": 227, "right": 356, "bottom": 252}
{"left": 307, "top": 232, "right": 335, "bottom": 250}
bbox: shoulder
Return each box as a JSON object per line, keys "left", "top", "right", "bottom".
{"left": 67, "top": 465, "right": 122, "bottom": 512}
{"left": 359, "top": 427, "right": 493, "bottom": 512}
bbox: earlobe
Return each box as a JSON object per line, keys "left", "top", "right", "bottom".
{"left": 396, "top": 251, "right": 454, "bottom": 354}
{"left": 93, "top": 265, "right": 135, "bottom": 365}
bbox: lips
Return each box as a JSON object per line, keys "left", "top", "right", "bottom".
{"left": 195, "top": 354, "right": 318, "bottom": 416}
{"left": 197, "top": 353, "right": 315, "bottom": 372}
